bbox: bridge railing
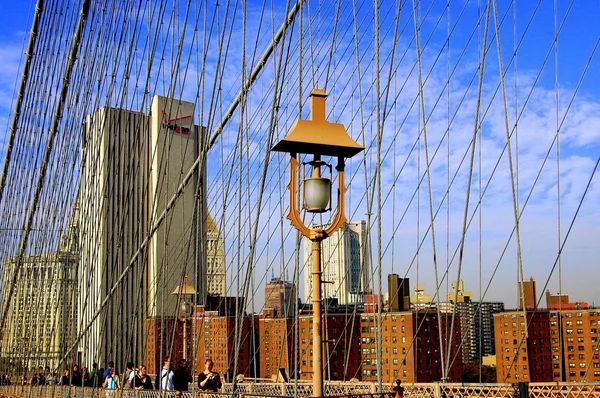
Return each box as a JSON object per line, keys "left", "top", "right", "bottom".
{"left": 0, "top": 382, "right": 599, "bottom": 398}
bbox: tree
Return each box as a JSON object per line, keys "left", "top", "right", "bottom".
{"left": 462, "top": 363, "right": 496, "bottom": 383}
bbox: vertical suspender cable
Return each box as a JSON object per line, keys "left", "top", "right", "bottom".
{"left": 450, "top": 0, "right": 491, "bottom": 382}
{"left": 491, "top": 0, "right": 527, "bottom": 338}
{"left": 373, "top": 0, "right": 384, "bottom": 389}
{"left": 411, "top": 0, "right": 445, "bottom": 381}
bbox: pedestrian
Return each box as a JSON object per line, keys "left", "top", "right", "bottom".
{"left": 123, "top": 361, "right": 136, "bottom": 389}
{"left": 89, "top": 363, "right": 100, "bottom": 387}
{"left": 197, "top": 358, "right": 221, "bottom": 392}
{"left": 133, "top": 365, "right": 153, "bottom": 390}
{"left": 393, "top": 379, "right": 404, "bottom": 398}
{"left": 82, "top": 366, "right": 90, "bottom": 386}
{"left": 60, "top": 369, "right": 70, "bottom": 385}
{"left": 102, "top": 367, "right": 120, "bottom": 397}
{"left": 102, "top": 361, "right": 115, "bottom": 383}
{"left": 173, "top": 358, "right": 192, "bottom": 392}
{"left": 71, "top": 364, "right": 82, "bottom": 386}
{"left": 157, "top": 356, "right": 174, "bottom": 390}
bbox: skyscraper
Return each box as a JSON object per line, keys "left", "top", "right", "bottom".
{"left": 303, "top": 220, "right": 369, "bottom": 305}
{"left": 205, "top": 213, "right": 226, "bottom": 296}
{"left": 78, "top": 96, "right": 221, "bottom": 368}
{"left": 264, "top": 274, "right": 297, "bottom": 317}
{"left": 455, "top": 301, "right": 504, "bottom": 363}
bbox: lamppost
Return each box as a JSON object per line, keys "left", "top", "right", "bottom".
{"left": 172, "top": 275, "right": 196, "bottom": 360}
{"left": 271, "top": 89, "right": 364, "bottom": 398}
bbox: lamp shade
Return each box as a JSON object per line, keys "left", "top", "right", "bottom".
{"left": 304, "top": 177, "right": 331, "bottom": 212}
{"left": 271, "top": 89, "right": 364, "bottom": 158}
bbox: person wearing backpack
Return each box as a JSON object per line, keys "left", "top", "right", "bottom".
{"left": 156, "top": 356, "right": 174, "bottom": 391}
{"left": 102, "top": 368, "right": 120, "bottom": 397}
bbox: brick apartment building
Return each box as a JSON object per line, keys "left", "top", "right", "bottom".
{"left": 494, "top": 307, "right": 600, "bottom": 382}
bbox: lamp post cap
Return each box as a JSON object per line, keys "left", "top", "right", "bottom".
{"left": 171, "top": 275, "right": 197, "bottom": 295}
{"left": 310, "top": 88, "right": 327, "bottom": 98}
{"left": 271, "top": 89, "right": 364, "bottom": 158}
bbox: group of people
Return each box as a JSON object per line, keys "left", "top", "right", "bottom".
{"left": 157, "top": 357, "right": 222, "bottom": 393}
{"left": 23, "top": 357, "right": 222, "bottom": 395}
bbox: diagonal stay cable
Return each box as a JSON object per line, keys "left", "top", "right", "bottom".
{"left": 0, "top": 0, "right": 91, "bottom": 342}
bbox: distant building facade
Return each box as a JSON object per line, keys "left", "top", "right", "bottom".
{"left": 0, "top": 218, "right": 78, "bottom": 371}
{"left": 264, "top": 275, "right": 297, "bottom": 318}
{"left": 519, "top": 277, "right": 537, "bottom": 310}
{"left": 303, "top": 221, "right": 370, "bottom": 305}
{"left": 258, "top": 312, "right": 296, "bottom": 380}
{"left": 205, "top": 214, "right": 226, "bottom": 296}
{"left": 549, "top": 308, "right": 600, "bottom": 382}
{"left": 447, "top": 280, "right": 473, "bottom": 303}
{"left": 455, "top": 301, "right": 504, "bottom": 363}
{"left": 388, "top": 274, "right": 410, "bottom": 312}
{"left": 410, "top": 284, "right": 432, "bottom": 307}
{"left": 494, "top": 310, "right": 553, "bottom": 382}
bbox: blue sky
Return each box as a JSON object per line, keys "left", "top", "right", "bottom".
{"left": 0, "top": 1, "right": 599, "bottom": 311}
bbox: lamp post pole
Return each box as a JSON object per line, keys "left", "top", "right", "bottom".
{"left": 172, "top": 275, "right": 196, "bottom": 362}
{"left": 271, "top": 88, "right": 364, "bottom": 398}
{"left": 182, "top": 309, "right": 188, "bottom": 361}
{"left": 312, "top": 235, "right": 324, "bottom": 397}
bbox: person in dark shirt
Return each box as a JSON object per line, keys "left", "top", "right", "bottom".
{"left": 88, "top": 363, "right": 100, "bottom": 387}
{"left": 393, "top": 379, "right": 404, "bottom": 398}
{"left": 133, "top": 365, "right": 153, "bottom": 390}
{"left": 71, "top": 364, "right": 82, "bottom": 386}
{"left": 173, "top": 358, "right": 193, "bottom": 392}
{"left": 197, "top": 359, "right": 221, "bottom": 392}
{"left": 60, "top": 369, "right": 70, "bottom": 386}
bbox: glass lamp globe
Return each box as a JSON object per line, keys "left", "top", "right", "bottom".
{"left": 179, "top": 300, "right": 193, "bottom": 318}
{"left": 303, "top": 177, "right": 331, "bottom": 212}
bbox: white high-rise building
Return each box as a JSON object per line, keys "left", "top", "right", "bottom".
{"left": 78, "top": 96, "right": 225, "bottom": 368}
{"left": 303, "top": 220, "right": 370, "bottom": 305}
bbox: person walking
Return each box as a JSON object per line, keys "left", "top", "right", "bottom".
{"left": 102, "top": 368, "right": 120, "bottom": 397}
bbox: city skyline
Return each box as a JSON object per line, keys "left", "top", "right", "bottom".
{"left": 0, "top": 2, "right": 599, "bottom": 381}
